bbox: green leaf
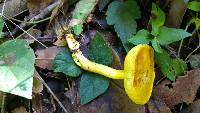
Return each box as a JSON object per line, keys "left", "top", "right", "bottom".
{"left": 106, "top": 0, "right": 141, "bottom": 52}
{"left": 53, "top": 48, "right": 82, "bottom": 77}
{"left": 155, "top": 51, "right": 187, "bottom": 81}
{"left": 151, "top": 38, "right": 163, "bottom": 53}
{"left": 188, "top": 1, "right": 200, "bottom": 12}
{"left": 80, "top": 72, "right": 109, "bottom": 104}
{"left": 157, "top": 26, "right": 191, "bottom": 45}
{"left": 128, "top": 29, "right": 151, "bottom": 45}
{"left": 0, "top": 17, "right": 4, "bottom": 38}
{"left": 0, "top": 39, "right": 35, "bottom": 99}
{"left": 71, "top": 0, "right": 98, "bottom": 35}
{"left": 89, "top": 32, "right": 113, "bottom": 65}
{"left": 150, "top": 3, "right": 165, "bottom": 36}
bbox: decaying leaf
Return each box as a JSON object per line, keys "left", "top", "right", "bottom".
{"left": 0, "top": 0, "right": 27, "bottom": 17}
{"left": 33, "top": 70, "right": 43, "bottom": 94}
{"left": 12, "top": 106, "right": 28, "bottom": 113}
{"left": 181, "top": 99, "right": 200, "bottom": 113}
{"left": 147, "top": 98, "right": 172, "bottom": 113}
{"left": 35, "top": 46, "right": 59, "bottom": 70}
{"left": 153, "top": 68, "right": 200, "bottom": 108}
{"left": 27, "top": 0, "right": 53, "bottom": 17}
{"left": 165, "top": 0, "right": 188, "bottom": 28}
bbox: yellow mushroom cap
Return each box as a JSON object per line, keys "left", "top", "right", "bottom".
{"left": 124, "top": 44, "right": 155, "bottom": 105}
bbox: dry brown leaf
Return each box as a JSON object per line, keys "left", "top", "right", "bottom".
{"left": 12, "top": 106, "right": 28, "bottom": 113}
{"left": 153, "top": 68, "right": 200, "bottom": 108}
{"left": 0, "top": 0, "right": 27, "bottom": 17}
{"left": 181, "top": 99, "right": 200, "bottom": 113}
{"left": 32, "top": 94, "right": 42, "bottom": 113}
{"left": 33, "top": 74, "right": 43, "bottom": 94}
{"left": 165, "top": 0, "right": 188, "bottom": 28}
{"left": 27, "top": 0, "right": 54, "bottom": 17}
{"left": 35, "top": 46, "right": 59, "bottom": 70}
{"left": 147, "top": 98, "right": 172, "bottom": 113}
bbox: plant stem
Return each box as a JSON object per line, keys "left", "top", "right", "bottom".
{"left": 178, "top": 25, "right": 189, "bottom": 57}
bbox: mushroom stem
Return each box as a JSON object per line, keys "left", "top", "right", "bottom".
{"left": 66, "top": 34, "right": 124, "bottom": 79}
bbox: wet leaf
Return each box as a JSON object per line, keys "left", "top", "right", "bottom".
{"left": 106, "top": 0, "right": 141, "bottom": 51}
{"left": 53, "top": 48, "right": 82, "bottom": 77}
{"left": 0, "top": 39, "right": 35, "bottom": 99}
{"left": 153, "top": 68, "right": 200, "bottom": 108}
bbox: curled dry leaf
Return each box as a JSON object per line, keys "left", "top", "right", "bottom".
{"left": 35, "top": 46, "right": 59, "bottom": 70}
{"left": 153, "top": 68, "right": 200, "bottom": 108}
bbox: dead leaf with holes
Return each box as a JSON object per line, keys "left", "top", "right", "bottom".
{"left": 153, "top": 68, "right": 200, "bottom": 108}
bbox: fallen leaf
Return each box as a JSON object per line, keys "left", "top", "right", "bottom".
{"left": 147, "top": 97, "right": 172, "bottom": 113}
{"left": 27, "top": 0, "right": 53, "bottom": 17}
{"left": 0, "top": 0, "right": 27, "bottom": 17}
{"left": 153, "top": 68, "right": 200, "bottom": 108}
{"left": 32, "top": 94, "right": 42, "bottom": 113}
{"left": 35, "top": 46, "right": 59, "bottom": 70}
{"left": 181, "top": 99, "right": 200, "bottom": 113}
{"left": 165, "top": 0, "right": 188, "bottom": 28}
{"left": 12, "top": 106, "right": 28, "bottom": 113}
{"left": 78, "top": 82, "right": 144, "bottom": 113}
{"left": 33, "top": 70, "right": 43, "bottom": 94}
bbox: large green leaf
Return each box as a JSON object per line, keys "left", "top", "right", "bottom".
{"left": 53, "top": 48, "right": 82, "bottom": 77}
{"left": 0, "top": 39, "right": 35, "bottom": 99}
{"left": 106, "top": 0, "right": 141, "bottom": 51}
{"left": 150, "top": 3, "right": 165, "bottom": 36}
{"left": 155, "top": 51, "right": 187, "bottom": 81}
{"left": 188, "top": 1, "right": 200, "bottom": 12}
{"left": 157, "top": 26, "right": 191, "bottom": 45}
{"left": 71, "top": 0, "right": 98, "bottom": 35}
{"left": 80, "top": 31, "right": 112, "bottom": 104}
{"left": 80, "top": 72, "right": 109, "bottom": 104}
{"left": 128, "top": 29, "right": 151, "bottom": 45}
{"left": 89, "top": 32, "right": 113, "bottom": 66}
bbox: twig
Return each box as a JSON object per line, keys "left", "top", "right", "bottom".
{"left": 178, "top": 25, "right": 189, "bottom": 57}
{"left": 35, "top": 73, "right": 69, "bottom": 113}
{"left": 2, "top": 15, "right": 48, "bottom": 48}
{"left": 1, "top": 92, "right": 7, "bottom": 113}
{"left": 8, "top": 16, "right": 50, "bottom": 24}
{"left": 11, "top": 1, "right": 60, "bottom": 36}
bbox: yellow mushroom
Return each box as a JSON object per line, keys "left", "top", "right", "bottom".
{"left": 66, "top": 33, "right": 155, "bottom": 105}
